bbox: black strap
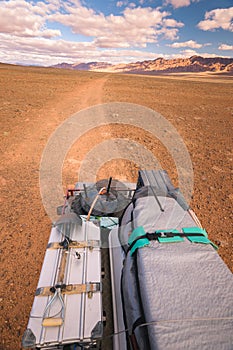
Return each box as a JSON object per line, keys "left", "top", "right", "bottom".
{"left": 132, "top": 317, "right": 145, "bottom": 333}
{"left": 128, "top": 316, "right": 146, "bottom": 350}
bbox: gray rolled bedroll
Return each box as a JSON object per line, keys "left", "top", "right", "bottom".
{"left": 22, "top": 170, "right": 233, "bottom": 349}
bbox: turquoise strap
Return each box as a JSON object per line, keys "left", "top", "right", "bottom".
{"left": 128, "top": 226, "right": 218, "bottom": 255}
{"left": 182, "top": 227, "right": 218, "bottom": 250}
{"left": 128, "top": 226, "right": 149, "bottom": 255}
{"left": 182, "top": 226, "right": 208, "bottom": 238}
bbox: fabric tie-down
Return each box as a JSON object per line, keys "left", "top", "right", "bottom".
{"left": 128, "top": 226, "right": 218, "bottom": 255}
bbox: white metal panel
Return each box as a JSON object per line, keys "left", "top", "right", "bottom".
{"left": 84, "top": 293, "right": 102, "bottom": 339}
{"left": 62, "top": 294, "right": 82, "bottom": 340}
{"left": 37, "top": 249, "right": 60, "bottom": 288}
{"left": 27, "top": 297, "right": 48, "bottom": 343}
{"left": 48, "top": 226, "right": 60, "bottom": 243}
{"left": 86, "top": 249, "right": 101, "bottom": 281}
{"left": 66, "top": 249, "right": 83, "bottom": 285}
{"left": 70, "top": 223, "right": 85, "bottom": 241}
{"left": 86, "top": 220, "right": 101, "bottom": 241}
{"left": 25, "top": 219, "right": 102, "bottom": 348}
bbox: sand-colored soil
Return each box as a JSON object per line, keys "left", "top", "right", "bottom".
{"left": 0, "top": 64, "right": 232, "bottom": 349}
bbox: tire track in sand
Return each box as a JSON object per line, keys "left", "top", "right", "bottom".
{"left": 50, "top": 74, "right": 109, "bottom": 117}
{"left": 78, "top": 75, "right": 108, "bottom": 109}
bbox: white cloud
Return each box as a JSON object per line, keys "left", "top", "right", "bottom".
{"left": 195, "top": 52, "right": 229, "bottom": 58}
{"left": 158, "top": 27, "right": 181, "bottom": 40}
{"left": 94, "top": 37, "right": 131, "bottom": 48}
{"left": 116, "top": 1, "right": 136, "bottom": 8}
{"left": 0, "top": 0, "right": 61, "bottom": 38}
{"left": 169, "top": 40, "right": 202, "bottom": 48}
{"left": 179, "top": 50, "right": 226, "bottom": 58}
{"left": 198, "top": 7, "right": 233, "bottom": 32}
{"left": 116, "top": 1, "right": 125, "bottom": 7}
{"left": 167, "top": 52, "right": 230, "bottom": 59}
{"left": 218, "top": 44, "right": 233, "bottom": 51}
{"left": 128, "top": 3, "right": 136, "bottom": 8}
{"left": 0, "top": 29, "right": 230, "bottom": 67}
{"left": 0, "top": 0, "right": 185, "bottom": 56}
{"left": 163, "top": 18, "right": 184, "bottom": 28}
{"left": 1, "top": 0, "right": 206, "bottom": 66}
{"left": 49, "top": 4, "right": 184, "bottom": 48}
{"left": 164, "top": 0, "right": 198, "bottom": 9}
{"left": 0, "top": 32, "right": 158, "bottom": 66}
{"left": 180, "top": 49, "right": 198, "bottom": 57}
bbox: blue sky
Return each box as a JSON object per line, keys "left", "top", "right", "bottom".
{"left": 0, "top": 0, "right": 232, "bottom": 66}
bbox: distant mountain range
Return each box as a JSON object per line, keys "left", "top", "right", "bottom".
{"left": 52, "top": 56, "right": 233, "bottom": 74}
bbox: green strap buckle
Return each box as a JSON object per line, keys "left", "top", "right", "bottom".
{"left": 156, "top": 229, "right": 184, "bottom": 243}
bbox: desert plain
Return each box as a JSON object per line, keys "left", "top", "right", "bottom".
{"left": 0, "top": 63, "right": 232, "bottom": 349}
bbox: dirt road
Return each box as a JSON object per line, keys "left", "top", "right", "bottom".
{"left": 0, "top": 64, "right": 232, "bottom": 349}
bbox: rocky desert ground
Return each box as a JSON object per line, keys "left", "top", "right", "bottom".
{"left": 0, "top": 63, "right": 232, "bottom": 349}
